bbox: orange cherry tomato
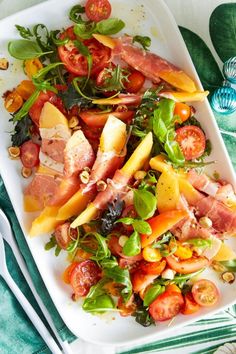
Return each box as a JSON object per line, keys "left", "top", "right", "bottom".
{"left": 181, "top": 292, "right": 200, "bottom": 315}
{"left": 16, "top": 80, "right": 35, "bottom": 100}
{"left": 140, "top": 260, "right": 166, "bottom": 275}
{"left": 24, "top": 58, "right": 43, "bottom": 78}
{"left": 4, "top": 91, "right": 23, "bottom": 113}
{"left": 165, "top": 284, "right": 181, "bottom": 294}
{"left": 166, "top": 255, "right": 209, "bottom": 274}
{"left": 132, "top": 271, "right": 156, "bottom": 293}
{"left": 192, "top": 279, "right": 220, "bottom": 307}
{"left": 63, "top": 262, "right": 78, "bottom": 284}
{"left": 149, "top": 291, "right": 184, "bottom": 322}
{"left": 174, "top": 102, "right": 191, "bottom": 123}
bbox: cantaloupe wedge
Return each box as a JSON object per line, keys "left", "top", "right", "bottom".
{"left": 160, "top": 90, "right": 209, "bottom": 102}
{"left": 158, "top": 70, "right": 197, "bottom": 93}
{"left": 156, "top": 171, "right": 180, "bottom": 213}
{"left": 56, "top": 190, "right": 93, "bottom": 221}
{"left": 149, "top": 155, "right": 174, "bottom": 173}
{"left": 92, "top": 34, "right": 116, "bottom": 49}
{"left": 178, "top": 177, "right": 203, "bottom": 205}
{"left": 29, "top": 206, "right": 61, "bottom": 236}
{"left": 100, "top": 114, "right": 127, "bottom": 153}
{"left": 40, "top": 101, "right": 69, "bottom": 128}
{"left": 213, "top": 242, "right": 236, "bottom": 262}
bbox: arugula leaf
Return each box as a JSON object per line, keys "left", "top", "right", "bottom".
{"left": 45, "top": 235, "right": 62, "bottom": 257}
{"left": 99, "top": 257, "right": 118, "bottom": 269}
{"left": 58, "top": 83, "right": 95, "bottom": 109}
{"left": 33, "top": 24, "right": 52, "bottom": 51}
{"left": 220, "top": 259, "right": 236, "bottom": 272}
{"left": 132, "top": 303, "right": 155, "bottom": 327}
{"left": 133, "top": 35, "right": 151, "bottom": 50}
{"left": 173, "top": 269, "right": 204, "bottom": 285}
{"left": 66, "top": 237, "right": 79, "bottom": 253}
{"left": 82, "top": 279, "right": 115, "bottom": 313}
{"left": 96, "top": 65, "right": 129, "bottom": 92}
{"left": 10, "top": 115, "right": 32, "bottom": 146}
{"left": 8, "top": 39, "right": 52, "bottom": 59}
{"left": 133, "top": 189, "right": 157, "bottom": 220}
{"left": 50, "top": 30, "right": 69, "bottom": 46}
{"left": 104, "top": 266, "right": 132, "bottom": 302}
{"left": 152, "top": 232, "right": 172, "bottom": 248}
{"left": 143, "top": 284, "right": 165, "bottom": 306}
{"left": 96, "top": 18, "right": 125, "bottom": 35}
{"left": 33, "top": 62, "right": 64, "bottom": 81}
{"left": 69, "top": 4, "right": 86, "bottom": 23}
{"left": 13, "top": 89, "right": 41, "bottom": 122}
{"left": 15, "top": 25, "right": 33, "bottom": 39}
{"left": 123, "top": 231, "right": 141, "bottom": 257}
{"left": 80, "top": 232, "right": 111, "bottom": 261}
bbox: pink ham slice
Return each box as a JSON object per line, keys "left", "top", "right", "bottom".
{"left": 113, "top": 36, "right": 180, "bottom": 84}
{"left": 47, "top": 175, "right": 81, "bottom": 207}
{"left": 41, "top": 139, "right": 66, "bottom": 163}
{"left": 195, "top": 196, "right": 236, "bottom": 234}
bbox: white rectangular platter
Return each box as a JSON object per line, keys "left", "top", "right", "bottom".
{"left": 0, "top": 0, "right": 236, "bottom": 346}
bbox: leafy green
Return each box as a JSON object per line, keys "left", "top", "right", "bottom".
{"left": 123, "top": 231, "right": 141, "bottom": 257}
{"left": 74, "top": 40, "right": 92, "bottom": 83}
{"left": 82, "top": 279, "right": 115, "bottom": 313}
{"left": 13, "top": 89, "right": 41, "bottom": 122}
{"left": 50, "top": 30, "right": 69, "bottom": 46}
{"left": 116, "top": 218, "right": 152, "bottom": 235}
{"left": 66, "top": 237, "right": 79, "bottom": 253}
{"left": 133, "top": 189, "right": 157, "bottom": 220}
{"left": 74, "top": 22, "right": 97, "bottom": 39}
{"left": 104, "top": 266, "right": 132, "bottom": 302}
{"left": 45, "top": 235, "right": 61, "bottom": 257}
{"left": 133, "top": 35, "right": 151, "bottom": 50}
{"left": 33, "top": 24, "right": 51, "bottom": 52}
{"left": 69, "top": 4, "right": 85, "bottom": 23}
{"left": 173, "top": 269, "right": 204, "bottom": 286}
{"left": 96, "top": 18, "right": 125, "bottom": 35}
{"left": 152, "top": 232, "right": 172, "bottom": 249}
{"left": 15, "top": 24, "right": 33, "bottom": 39}
{"left": 10, "top": 115, "right": 32, "bottom": 146}
{"left": 209, "top": 3, "right": 236, "bottom": 62}
{"left": 100, "top": 198, "right": 124, "bottom": 235}
{"left": 80, "top": 232, "right": 110, "bottom": 261}
{"left": 99, "top": 257, "right": 118, "bottom": 269}
{"left": 220, "top": 259, "right": 236, "bottom": 272}
{"left": 179, "top": 26, "right": 223, "bottom": 92}
{"left": 132, "top": 303, "right": 155, "bottom": 327}
{"left": 143, "top": 284, "right": 165, "bottom": 307}
{"left": 164, "top": 130, "right": 185, "bottom": 165}
{"left": 96, "top": 65, "right": 129, "bottom": 92}
{"left": 58, "top": 83, "right": 95, "bottom": 110}
{"left": 185, "top": 238, "right": 212, "bottom": 249}
{"left": 8, "top": 39, "right": 52, "bottom": 59}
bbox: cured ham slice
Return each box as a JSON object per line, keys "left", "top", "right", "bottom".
{"left": 41, "top": 139, "right": 66, "bottom": 164}
{"left": 112, "top": 36, "right": 196, "bottom": 92}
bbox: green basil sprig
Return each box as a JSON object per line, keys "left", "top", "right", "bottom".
{"left": 116, "top": 217, "right": 152, "bottom": 234}
{"left": 133, "top": 35, "right": 151, "bottom": 50}
{"left": 122, "top": 231, "right": 141, "bottom": 257}
{"left": 143, "top": 284, "right": 165, "bottom": 306}
{"left": 74, "top": 17, "right": 125, "bottom": 39}
{"left": 8, "top": 39, "right": 52, "bottom": 59}
{"left": 133, "top": 189, "right": 157, "bottom": 220}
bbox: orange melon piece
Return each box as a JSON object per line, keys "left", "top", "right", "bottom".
{"left": 29, "top": 206, "right": 61, "bottom": 236}
{"left": 213, "top": 242, "right": 236, "bottom": 262}
{"left": 57, "top": 190, "right": 93, "bottom": 221}
{"left": 161, "top": 90, "right": 209, "bottom": 102}
{"left": 149, "top": 155, "right": 174, "bottom": 173}
{"left": 159, "top": 70, "right": 197, "bottom": 93}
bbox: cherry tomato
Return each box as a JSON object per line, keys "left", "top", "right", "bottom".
{"left": 132, "top": 271, "right": 156, "bottom": 293}
{"left": 166, "top": 255, "right": 209, "bottom": 274}
{"left": 118, "top": 258, "right": 140, "bottom": 273}
{"left": 79, "top": 109, "right": 134, "bottom": 128}
{"left": 54, "top": 222, "right": 78, "bottom": 250}
{"left": 29, "top": 91, "right": 66, "bottom": 126}
{"left": 85, "top": 0, "right": 112, "bottom": 22}
{"left": 117, "top": 295, "right": 136, "bottom": 317}
{"left": 63, "top": 262, "right": 78, "bottom": 284}
{"left": 192, "top": 279, "right": 219, "bottom": 307}
{"left": 174, "top": 102, "right": 191, "bottom": 123}
{"left": 124, "top": 70, "right": 145, "bottom": 93}
{"left": 166, "top": 284, "right": 181, "bottom": 294}
{"left": 140, "top": 260, "right": 166, "bottom": 275}
{"left": 175, "top": 125, "right": 206, "bottom": 160}
{"left": 20, "top": 140, "right": 40, "bottom": 168}
{"left": 181, "top": 292, "right": 200, "bottom": 315}
{"left": 70, "top": 260, "right": 101, "bottom": 297}
{"left": 58, "top": 31, "right": 111, "bottom": 76}
{"left": 149, "top": 291, "right": 184, "bottom": 322}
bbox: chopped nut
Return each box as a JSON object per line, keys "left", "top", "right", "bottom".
{"left": 0, "top": 58, "right": 9, "bottom": 70}
{"left": 80, "top": 170, "right": 90, "bottom": 184}
{"left": 72, "top": 125, "right": 81, "bottom": 131}
{"left": 96, "top": 180, "right": 107, "bottom": 192}
{"left": 8, "top": 146, "right": 20, "bottom": 158}
{"left": 83, "top": 166, "right": 91, "bottom": 173}
{"left": 118, "top": 235, "right": 129, "bottom": 247}
{"left": 21, "top": 167, "right": 32, "bottom": 178}
{"left": 211, "top": 260, "right": 226, "bottom": 272}
{"left": 134, "top": 170, "right": 147, "bottom": 180}
{"left": 199, "top": 216, "right": 212, "bottom": 228}
{"left": 221, "top": 271, "right": 235, "bottom": 284}
{"left": 68, "top": 116, "right": 79, "bottom": 129}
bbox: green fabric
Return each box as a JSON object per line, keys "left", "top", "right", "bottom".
{"left": 0, "top": 178, "right": 76, "bottom": 354}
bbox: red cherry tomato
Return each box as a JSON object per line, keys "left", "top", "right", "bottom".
{"left": 192, "top": 279, "right": 220, "bottom": 307}
{"left": 79, "top": 109, "right": 134, "bottom": 128}
{"left": 70, "top": 260, "right": 101, "bottom": 297}
{"left": 58, "top": 30, "right": 111, "bottom": 76}
{"left": 63, "top": 262, "right": 78, "bottom": 284}
{"left": 174, "top": 102, "right": 191, "bottom": 123}
{"left": 124, "top": 70, "right": 146, "bottom": 93}
{"left": 166, "top": 255, "right": 209, "bottom": 274}
{"left": 181, "top": 292, "right": 201, "bottom": 315}
{"left": 140, "top": 260, "right": 166, "bottom": 275}
{"left": 54, "top": 222, "right": 78, "bottom": 250}
{"left": 85, "top": 0, "right": 112, "bottom": 22}
{"left": 149, "top": 291, "right": 184, "bottom": 322}
{"left": 20, "top": 140, "right": 40, "bottom": 168}
{"left": 175, "top": 125, "right": 206, "bottom": 160}
{"left": 29, "top": 91, "right": 65, "bottom": 126}
{"left": 132, "top": 271, "right": 156, "bottom": 293}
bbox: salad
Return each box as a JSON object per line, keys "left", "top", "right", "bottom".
{"left": 3, "top": 0, "right": 236, "bottom": 327}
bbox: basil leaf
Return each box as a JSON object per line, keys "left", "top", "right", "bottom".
{"left": 153, "top": 98, "right": 175, "bottom": 130}
{"left": 100, "top": 257, "right": 118, "bottom": 269}
{"left": 133, "top": 189, "right": 157, "bottom": 220}
{"left": 74, "top": 22, "right": 97, "bottom": 39}
{"left": 115, "top": 217, "right": 134, "bottom": 225}
{"left": 15, "top": 24, "right": 33, "bottom": 39}
{"left": 143, "top": 284, "right": 165, "bottom": 307}
{"left": 33, "top": 62, "right": 64, "bottom": 81}
{"left": 164, "top": 131, "right": 185, "bottom": 165}
{"left": 104, "top": 266, "right": 132, "bottom": 302}
{"left": 13, "top": 89, "right": 40, "bottom": 122}
{"left": 69, "top": 4, "right": 86, "bottom": 24}
{"left": 133, "top": 220, "right": 152, "bottom": 235}
{"left": 153, "top": 116, "right": 168, "bottom": 143}
{"left": 8, "top": 39, "right": 52, "bottom": 59}
{"left": 133, "top": 35, "right": 151, "bottom": 50}
{"left": 220, "top": 259, "right": 236, "bottom": 272}
{"left": 123, "top": 231, "right": 141, "bottom": 257}
{"left": 96, "top": 18, "right": 125, "bottom": 35}
{"left": 83, "top": 294, "right": 115, "bottom": 313}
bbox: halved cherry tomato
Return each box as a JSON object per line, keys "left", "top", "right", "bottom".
{"left": 58, "top": 31, "right": 111, "bottom": 76}
{"left": 149, "top": 291, "right": 184, "bottom": 322}
{"left": 166, "top": 284, "right": 181, "bottom": 294}
{"left": 192, "top": 279, "right": 219, "bottom": 307}
{"left": 20, "top": 140, "right": 40, "bottom": 168}
{"left": 63, "top": 262, "right": 78, "bottom": 284}
{"left": 174, "top": 102, "right": 191, "bottom": 123}
{"left": 118, "top": 258, "right": 140, "bottom": 273}
{"left": 181, "top": 292, "right": 200, "bottom": 315}
{"left": 4, "top": 91, "right": 23, "bottom": 113}
{"left": 124, "top": 70, "right": 146, "bottom": 93}
{"left": 140, "top": 260, "right": 166, "bottom": 275}
{"left": 175, "top": 125, "right": 206, "bottom": 160}
{"left": 70, "top": 260, "right": 101, "bottom": 297}
{"left": 132, "top": 271, "right": 156, "bottom": 293}
{"left": 79, "top": 109, "right": 134, "bottom": 128}
{"left": 166, "top": 255, "right": 209, "bottom": 274}
{"left": 29, "top": 91, "right": 66, "bottom": 126}
{"left": 85, "top": 0, "right": 112, "bottom": 22}
{"left": 16, "top": 80, "right": 35, "bottom": 101}
{"left": 54, "top": 222, "right": 78, "bottom": 250}
{"left": 142, "top": 246, "right": 162, "bottom": 262}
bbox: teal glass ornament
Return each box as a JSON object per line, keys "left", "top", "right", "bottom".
{"left": 210, "top": 81, "right": 236, "bottom": 115}
{"left": 223, "top": 56, "right": 236, "bottom": 84}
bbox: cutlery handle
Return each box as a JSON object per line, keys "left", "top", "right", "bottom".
{"left": 3, "top": 271, "right": 62, "bottom": 354}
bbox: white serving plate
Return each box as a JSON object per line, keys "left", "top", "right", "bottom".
{"left": 0, "top": 0, "right": 236, "bottom": 346}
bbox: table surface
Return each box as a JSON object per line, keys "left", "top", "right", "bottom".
{"left": 0, "top": 1, "right": 235, "bottom": 353}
